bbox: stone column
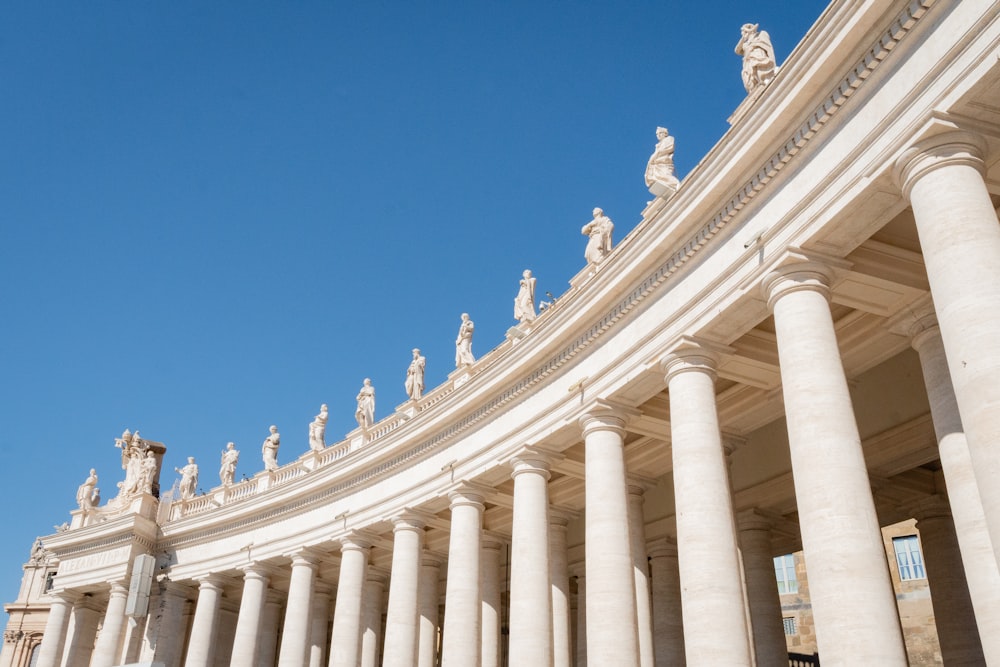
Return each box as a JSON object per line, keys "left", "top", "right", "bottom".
{"left": 278, "top": 550, "right": 321, "bottom": 667}
{"left": 360, "top": 571, "right": 387, "bottom": 667}
{"left": 913, "top": 496, "right": 985, "bottom": 664}
{"left": 763, "top": 261, "right": 907, "bottom": 663}
{"left": 185, "top": 575, "right": 226, "bottom": 667}
{"left": 648, "top": 538, "right": 684, "bottom": 666}
{"left": 258, "top": 590, "right": 284, "bottom": 667}
{"left": 441, "top": 486, "right": 485, "bottom": 667}
{"left": 417, "top": 553, "right": 443, "bottom": 667}
{"left": 549, "top": 512, "right": 572, "bottom": 667}
{"left": 329, "top": 534, "right": 372, "bottom": 667}
{"left": 662, "top": 340, "right": 752, "bottom": 665}
{"left": 231, "top": 565, "right": 272, "bottom": 667}
{"left": 382, "top": 512, "right": 426, "bottom": 667}
{"left": 508, "top": 451, "right": 553, "bottom": 666}
{"left": 896, "top": 131, "right": 1000, "bottom": 561}
{"left": 309, "top": 583, "right": 331, "bottom": 667}
{"left": 35, "top": 592, "right": 76, "bottom": 667}
{"left": 902, "top": 309, "right": 1000, "bottom": 664}
{"left": 627, "top": 485, "right": 654, "bottom": 667}
{"left": 63, "top": 595, "right": 100, "bottom": 667}
{"left": 579, "top": 402, "right": 640, "bottom": 665}
{"left": 89, "top": 581, "right": 129, "bottom": 666}
{"left": 481, "top": 536, "right": 503, "bottom": 667}
{"left": 737, "top": 510, "right": 787, "bottom": 667}
{"left": 137, "top": 580, "right": 189, "bottom": 666}
{"left": 570, "top": 566, "right": 586, "bottom": 667}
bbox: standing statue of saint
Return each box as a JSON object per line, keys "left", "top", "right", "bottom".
{"left": 309, "top": 404, "right": 329, "bottom": 451}
{"left": 405, "top": 349, "right": 426, "bottom": 401}
{"left": 582, "top": 208, "right": 614, "bottom": 264}
{"left": 175, "top": 457, "right": 199, "bottom": 500}
{"left": 645, "top": 127, "right": 681, "bottom": 197}
{"left": 138, "top": 451, "right": 158, "bottom": 495}
{"left": 455, "top": 313, "right": 475, "bottom": 368}
{"left": 355, "top": 379, "right": 376, "bottom": 430}
{"left": 262, "top": 425, "right": 281, "bottom": 472}
{"left": 736, "top": 23, "right": 777, "bottom": 94}
{"left": 220, "top": 442, "right": 240, "bottom": 485}
{"left": 514, "top": 270, "right": 537, "bottom": 323}
{"left": 76, "top": 469, "right": 99, "bottom": 510}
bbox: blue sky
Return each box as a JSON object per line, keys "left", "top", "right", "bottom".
{"left": 0, "top": 1, "right": 825, "bottom": 603}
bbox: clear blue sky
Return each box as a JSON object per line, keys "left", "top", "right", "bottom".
{"left": 1, "top": 1, "right": 825, "bottom": 603}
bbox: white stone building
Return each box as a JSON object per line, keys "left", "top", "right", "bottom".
{"left": 5, "top": 0, "right": 1000, "bottom": 665}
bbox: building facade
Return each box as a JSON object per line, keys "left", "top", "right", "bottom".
{"left": 5, "top": 0, "right": 1000, "bottom": 665}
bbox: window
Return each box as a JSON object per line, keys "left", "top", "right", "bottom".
{"left": 44, "top": 571, "right": 56, "bottom": 592}
{"left": 774, "top": 554, "right": 798, "bottom": 594}
{"left": 893, "top": 535, "right": 925, "bottom": 580}
{"left": 783, "top": 617, "right": 797, "bottom": 635}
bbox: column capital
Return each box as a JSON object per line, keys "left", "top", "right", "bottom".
{"left": 338, "top": 531, "right": 375, "bottom": 552}
{"left": 660, "top": 335, "right": 733, "bottom": 384}
{"left": 287, "top": 547, "right": 323, "bottom": 569}
{"left": 107, "top": 580, "right": 129, "bottom": 597}
{"left": 482, "top": 532, "right": 506, "bottom": 551}
{"left": 549, "top": 507, "right": 578, "bottom": 526}
{"left": 366, "top": 567, "right": 390, "bottom": 585}
{"left": 237, "top": 561, "right": 279, "bottom": 582}
{"left": 911, "top": 494, "right": 953, "bottom": 523}
{"left": 193, "top": 573, "right": 228, "bottom": 592}
{"left": 421, "top": 551, "right": 446, "bottom": 568}
{"left": 577, "top": 399, "right": 639, "bottom": 438}
{"left": 893, "top": 130, "right": 988, "bottom": 200}
{"left": 568, "top": 561, "right": 586, "bottom": 578}
{"left": 736, "top": 508, "right": 777, "bottom": 533}
{"left": 646, "top": 536, "right": 678, "bottom": 559}
{"left": 48, "top": 589, "right": 81, "bottom": 606}
{"left": 390, "top": 508, "right": 431, "bottom": 532}
{"left": 722, "top": 433, "right": 748, "bottom": 457}
{"left": 761, "top": 258, "right": 838, "bottom": 311}
{"left": 886, "top": 293, "right": 939, "bottom": 343}
{"left": 448, "top": 482, "right": 487, "bottom": 510}
{"left": 509, "top": 446, "right": 555, "bottom": 481}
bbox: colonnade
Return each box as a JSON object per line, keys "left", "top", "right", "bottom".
{"left": 34, "top": 132, "right": 1000, "bottom": 666}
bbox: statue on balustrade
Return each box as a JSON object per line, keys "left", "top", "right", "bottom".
{"left": 405, "top": 349, "right": 426, "bottom": 400}
{"left": 262, "top": 425, "right": 281, "bottom": 472}
{"left": 455, "top": 313, "right": 475, "bottom": 368}
{"left": 514, "top": 270, "right": 537, "bottom": 323}
{"left": 220, "top": 442, "right": 240, "bottom": 485}
{"left": 356, "top": 379, "right": 376, "bottom": 430}
{"left": 582, "top": 208, "right": 614, "bottom": 264}
{"left": 76, "top": 469, "right": 99, "bottom": 510}
{"left": 736, "top": 23, "right": 776, "bottom": 94}
{"left": 645, "top": 127, "right": 680, "bottom": 198}
{"left": 115, "top": 429, "right": 149, "bottom": 498}
{"left": 175, "top": 457, "right": 199, "bottom": 500}
{"left": 309, "top": 404, "right": 329, "bottom": 451}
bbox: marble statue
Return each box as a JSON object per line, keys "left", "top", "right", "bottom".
{"left": 355, "top": 379, "right": 376, "bottom": 430}
{"left": 262, "top": 425, "right": 281, "bottom": 472}
{"left": 138, "top": 451, "right": 158, "bottom": 495}
{"left": 645, "top": 127, "right": 681, "bottom": 197}
{"left": 309, "top": 404, "right": 329, "bottom": 451}
{"left": 514, "top": 270, "right": 537, "bottom": 323}
{"left": 405, "top": 349, "right": 426, "bottom": 401}
{"left": 582, "top": 208, "right": 614, "bottom": 264}
{"left": 115, "top": 429, "right": 148, "bottom": 498}
{"left": 220, "top": 442, "right": 240, "bottom": 485}
{"left": 175, "top": 457, "right": 199, "bottom": 500}
{"left": 455, "top": 313, "right": 475, "bottom": 367}
{"left": 736, "top": 23, "right": 776, "bottom": 94}
{"left": 76, "top": 469, "right": 99, "bottom": 510}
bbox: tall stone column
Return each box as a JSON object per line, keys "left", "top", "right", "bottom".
{"left": 141, "top": 581, "right": 189, "bottom": 667}
{"left": 662, "top": 340, "right": 751, "bottom": 665}
{"left": 258, "top": 590, "right": 284, "bottom": 667}
{"left": 330, "top": 534, "right": 372, "bottom": 667}
{"left": 417, "top": 553, "right": 443, "bottom": 667}
{"left": 360, "top": 571, "right": 387, "bottom": 667}
{"left": 185, "top": 575, "right": 226, "bottom": 667}
{"left": 90, "top": 581, "right": 129, "bottom": 666}
{"left": 382, "top": 512, "right": 426, "bottom": 667}
{"left": 579, "top": 402, "right": 640, "bottom": 665}
{"left": 63, "top": 595, "right": 101, "bottom": 667}
{"left": 913, "top": 497, "right": 985, "bottom": 664}
{"left": 549, "top": 512, "right": 572, "bottom": 667}
{"left": 441, "top": 486, "right": 485, "bottom": 667}
{"left": 35, "top": 592, "right": 76, "bottom": 667}
{"left": 570, "top": 566, "right": 586, "bottom": 667}
{"left": 737, "top": 510, "right": 787, "bottom": 667}
{"left": 231, "top": 565, "right": 272, "bottom": 667}
{"left": 648, "top": 538, "right": 684, "bottom": 666}
{"left": 901, "top": 308, "right": 1000, "bottom": 664}
{"left": 896, "top": 131, "right": 1000, "bottom": 562}
{"left": 481, "top": 536, "right": 503, "bottom": 667}
{"left": 508, "top": 451, "right": 553, "bottom": 666}
{"left": 627, "top": 485, "right": 654, "bottom": 667}
{"left": 278, "top": 550, "right": 321, "bottom": 667}
{"left": 309, "top": 583, "right": 331, "bottom": 667}
{"left": 763, "top": 261, "right": 907, "bottom": 663}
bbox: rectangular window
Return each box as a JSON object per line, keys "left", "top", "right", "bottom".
{"left": 893, "top": 535, "right": 926, "bottom": 580}
{"left": 774, "top": 554, "right": 798, "bottom": 594}
{"left": 783, "top": 617, "right": 797, "bottom": 635}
